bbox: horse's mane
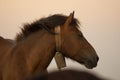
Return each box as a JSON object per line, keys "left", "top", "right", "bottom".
{"left": 15, "top": 14, "right": 80, "bottom": 42}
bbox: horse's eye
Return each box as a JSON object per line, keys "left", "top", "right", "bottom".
{"left": 78, "top": 34, "right": 83, "bottom": 38}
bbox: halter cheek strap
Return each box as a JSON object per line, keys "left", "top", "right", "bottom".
{"left": 54, "top": 26, "right": 66, "bottom": 70}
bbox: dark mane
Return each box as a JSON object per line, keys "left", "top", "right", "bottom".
{"left": 15, "top": 14, "right": 80, "bottom": 42}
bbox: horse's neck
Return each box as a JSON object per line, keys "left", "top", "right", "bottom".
{"left": 24, "top": 31, "right": 56, "bottom": 74}
{"left": 8, "top": 31, "right": 56, "bottom": 78}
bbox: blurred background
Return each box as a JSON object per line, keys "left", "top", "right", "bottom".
{"left": 0, "top": 0, "right": 120, "bottom": 79}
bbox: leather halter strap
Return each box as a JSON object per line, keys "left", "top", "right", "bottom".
{"left": 54, "top": 26, "right": 66, "bottom": 70}
{"left": 55, "top": 26, "right": 61, "bottom": 52}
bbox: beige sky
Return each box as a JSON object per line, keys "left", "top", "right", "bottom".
{"left": 0, "top": 0, "right": 120, "bottom": 79}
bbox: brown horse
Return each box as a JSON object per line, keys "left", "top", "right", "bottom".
{"left": 0, "top": 12, "right": 99, "bottom": 80}
{"left": 30, "top": 69, "right": 104, "bottom": 80}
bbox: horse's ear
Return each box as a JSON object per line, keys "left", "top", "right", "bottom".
{"left": 64, "top": 11, "right": 74, "bottom": 27}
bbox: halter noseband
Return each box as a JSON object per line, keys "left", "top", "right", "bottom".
{"left": 54, "top": 26, "right": 66, "bottom": 70}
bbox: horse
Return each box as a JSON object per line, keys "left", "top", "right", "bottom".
{"left": 0, "top": 12, "right": 99, "bottom": 80}
{"left": 30, "top": 69, "right": 104, "bottom": 80}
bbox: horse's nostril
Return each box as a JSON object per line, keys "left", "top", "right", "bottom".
{"left": 96, "top": 56, "right": 99, "bottom": 62}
